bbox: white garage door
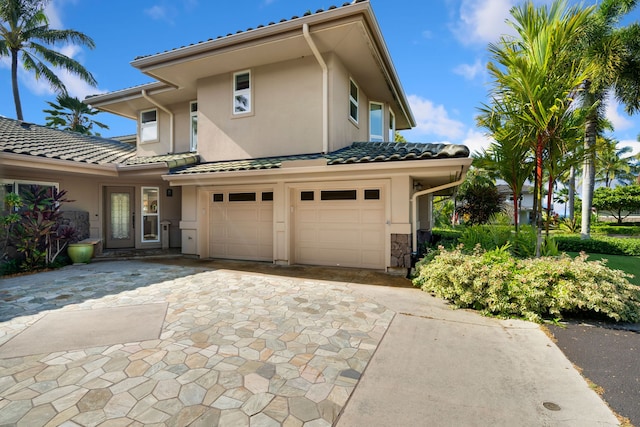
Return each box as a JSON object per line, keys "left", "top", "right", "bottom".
{"left": 294, "top": 187, "right": 386, "bottom": 269}
{"left": 209, "top": 191, "right": 273, "bottom": 261}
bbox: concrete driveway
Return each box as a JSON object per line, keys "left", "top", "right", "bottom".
{"left": 0, "top": 259, "right": 619, "bottom": 426}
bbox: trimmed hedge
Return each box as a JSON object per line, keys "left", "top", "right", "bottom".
{"left": 592, "top": 224, "right": 640, "bottom": 236}
{"left": 555, "top": 234, "right": 640, "bottom": 256}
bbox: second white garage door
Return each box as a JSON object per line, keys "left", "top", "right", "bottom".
{"left": 294, "top": 187, "right": 386, "bottom": 269}
{"left": 209, "top": 190, "right": 273, "bottom": 261}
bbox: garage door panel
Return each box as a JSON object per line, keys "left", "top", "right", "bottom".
{"left": 209, "top": 193, "right": 273, "bottom": 262}
{"left": 294, "top": 187, "right": 386, "bottom": 269}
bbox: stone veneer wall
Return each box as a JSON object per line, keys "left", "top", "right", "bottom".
{"left": 390, "top": 233, "right": 412, "bottom": 267}
{"left": 61, "top": 211, "right": 90, "bottom": 241}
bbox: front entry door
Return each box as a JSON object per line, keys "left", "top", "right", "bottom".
{"left": 105, "top": 186, "right": 135, "bottom": 249}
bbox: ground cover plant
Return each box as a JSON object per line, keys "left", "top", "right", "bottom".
{"left": 413, "top": 245, "right": 640, "bottom": 323}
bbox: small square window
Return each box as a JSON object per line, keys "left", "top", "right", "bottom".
{"left": 301, "top": 191, "right": 314, "bottom": 201}
{"left": 364, "top": 189, "right": 380, "bottom": 200}
{"left": 262, "top": 192, "right": 273, "bottom": 201}
{"left": 213, "top": 193, "right": 224, "bottom": 202}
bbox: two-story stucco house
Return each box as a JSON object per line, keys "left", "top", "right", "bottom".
{"left": 1, "top": 0, "right": 471, "bottom": 271}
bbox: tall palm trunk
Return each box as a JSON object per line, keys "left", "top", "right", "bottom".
{"left": 535, "top": 135, "right": 544, "bottom": 257}
{"left": 581, "top": 89, "right": 597, "bottom": 239}
{"left": 568, "top": 165, "right": 575, "bottom": 219}
{"left": 10, "top": 48, "right": 23, "bottom": 121}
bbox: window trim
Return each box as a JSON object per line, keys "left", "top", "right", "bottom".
{"left": 1, "top": 180, "right": 59, "bottom": 212}
{"left": 369, "top": 101, "right": 384, "bottom": 142}
{"left": 141, "top": 186, "right": 160, "bottom": 243}
{"left": 389, "top": 108, "right": 396, "bottom": 142}
{"left": 233, "top": 70, "right": 252, "bottom": 115}
{"left": 349, "top": 78, "right": 359, "bottom": 124}
{"left": 189, "top": 101, "right": 198, "bottom": 152}
{"left": 140, "top": 108, "right": 158, "bottom": 143}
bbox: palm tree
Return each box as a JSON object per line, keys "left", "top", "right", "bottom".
{"left": 484, "top": 0, "right": 594, "bottom": 255}
{"left": 475, "top": 113, "right": 534, "bottom": 231}
{"left": 43, "top": 94, "right": 108, "bottom": 135}
{"left": 554, "top": 187, "right": 569, "bottom": 218}
{"left": 595, "top": 137, "right": 635, "bottom": 187}
{"left": 0, "top": 0, "right": 97, "bottom": 121}
{"left": 578, "top": 0, "right": 640, "bottom": 238}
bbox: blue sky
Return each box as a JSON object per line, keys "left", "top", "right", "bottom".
{"left": 1, "top": 0, "right": 639, "bottom": 157}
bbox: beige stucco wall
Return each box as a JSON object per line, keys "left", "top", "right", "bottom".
{"left": 2, "top": 169, "right": 181, "bottom": 249}
{"left": 196, "top": 56, "right": 324, "bottom": 162}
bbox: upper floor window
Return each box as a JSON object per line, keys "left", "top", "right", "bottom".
{"left": 349, "top": 79, "right": 359, "bottom": 123}
{"left": 190, "top": 101, "right": 198, "bottom": 152}
{"left": 234, "top": 70, "right": 251, "bottom": 114}
{"left": 140, "top": 109, "right": 158, "bottom": 142}
{"left": 369, "top": 102, "right": 384, "bottom": 142}
{"left": 389, "top": 109, "right": 396, "bottom": 142}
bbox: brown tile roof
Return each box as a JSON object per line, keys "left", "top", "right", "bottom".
{"left": 133, "top": 1, "right": 368, "bottom": 61}
{"left": 170, "top": 142, "right": 470, "bottom": 175}
{"left": 0, "top": 117, "right": 198, "bottom": 168}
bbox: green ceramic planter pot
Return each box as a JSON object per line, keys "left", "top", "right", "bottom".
{"left": 67, "top": 243, "right": 94, "bottom": 264}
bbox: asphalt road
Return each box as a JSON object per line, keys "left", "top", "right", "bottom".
{"left": 548, "top": 321, "right": 640, "bottom": 426}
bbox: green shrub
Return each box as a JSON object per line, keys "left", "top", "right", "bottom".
{"left": 431, "top": 228, "right": 463, "bottom": 249}
{"left": 413, "top": 246, "right": 640, "bottom": 323}
{"left": 591, "top": 224, "right": 640, "bottom": 236}
{"left": 555, "top": 234, "right": 640, "bottom": 256}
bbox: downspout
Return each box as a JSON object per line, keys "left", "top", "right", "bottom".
{"left": 141, "top": 89, "right": 174, "bottom": 153}
{"left": 411, "top": 168, "right": 465, "bottom": 253}
{"left": 302, "top": 23, "right": 329, "bottom": 154}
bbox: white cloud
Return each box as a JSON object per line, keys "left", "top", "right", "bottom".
{"left": 406, "top": 94, "right": 466, "bottom": 141}
{"left": 462, "top": 128, "right": 493, "bottom": 156}
{"left": 453, "top": 58, "right": 485, "bottom": 80}
{"left": 619, "top": 139, "right": 640, "bottom": 157}
{"left": 145, "top": 5, "right": 175, "bottom": 25}
{"left": 454, "top": 0, "right": 515, "bottom": 45}
{"left": 605, "top": 92, "right": 634, "bottom": 132}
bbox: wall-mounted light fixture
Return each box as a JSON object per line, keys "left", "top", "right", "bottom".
{"left": 413, "top": 181, "right": 423, "bottom": 191}
{"left": 166, "top": 189, "right": 173, "bottom": 197}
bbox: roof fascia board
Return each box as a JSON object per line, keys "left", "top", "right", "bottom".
{"left": 0, "top": 153, "right": 120, "bottom": 176}
{"left": 163, "top": 157, "right": 472, "bottom": 185}
{"left": 85, "top": 81, "right": 173, "bottom": 107}
{"left": 131, "top": 1, "right": 371, "bottom": 71}
{"left": 359, "top": 7, "right": 416, "bottom": 127}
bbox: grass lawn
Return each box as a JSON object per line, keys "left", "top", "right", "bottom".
{"left": 568, "top": 252, "right": 640, "bottom": 286}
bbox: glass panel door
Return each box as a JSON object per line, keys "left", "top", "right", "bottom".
{"left": 106, "top": 187, "right": 135, "bottom": 248}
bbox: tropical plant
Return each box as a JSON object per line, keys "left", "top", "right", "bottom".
{"left": 578, "top": 0, "right": 640, "bottom": 239}
{"left": 483, "top": 0, "right": 595, "bottom": 256}
{"left": 455, "top": 177, "right": 504, "bottom": 225}
{"left": 595, "top": 137, "right": 636, "bottom": 187}
{"left": 475, "top": 114, "right": 534, "bottom": 231}
{"left": 0, "top": 0, "right": 97, "bottom": 120}
{"left": 43, "top": 94, "right": 108, "bottom": 135}
{"left": 413, "top": 247, "right": 640, "bottom": 323}
{"left": 9, "top": 185, "right": 77, "bottom": 271}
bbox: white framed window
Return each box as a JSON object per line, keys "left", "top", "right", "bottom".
{"left": 142, "top": 187, "right": 159, "bottom": 242}
{"left": 233, "top": 70, "right": 251, "bottom": 114}
{"left": 369, "top": 102, "right": 384, "bottom": 142}
{"left": 389, "top": 109, "right": 396, "bottom": 142}
{"left": 1, "top": 179, "right": 59, "bottom": 211}
{"left": 140, "top": 109, "right": 158, "bottom": 142}
{"left": 349, "top": 78, "right": 359, "bottom": 123}
{"left": 190, "top": 101, "right": 198, "bottom": 152}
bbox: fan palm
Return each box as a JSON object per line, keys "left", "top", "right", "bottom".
{"left": 0, "top": 0, "right": 97, "bottom": 120}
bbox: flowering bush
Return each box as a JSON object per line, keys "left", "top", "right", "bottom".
{"left": 413, "top": 245, "right": 640, "bottom": 323}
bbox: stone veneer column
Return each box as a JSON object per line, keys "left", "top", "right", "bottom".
{"left": 390, "top": 234, "right": 412, "bottom": 267}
